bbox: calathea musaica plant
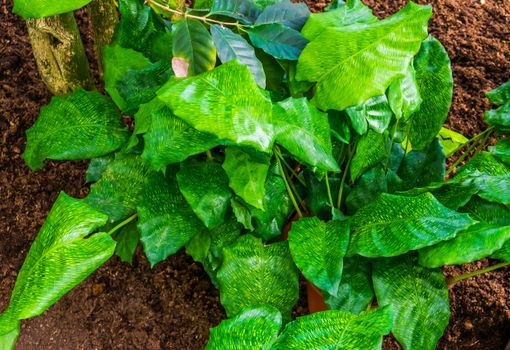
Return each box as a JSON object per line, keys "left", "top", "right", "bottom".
{"left": 2, "top": 0, "right": 510, "bottom": 348}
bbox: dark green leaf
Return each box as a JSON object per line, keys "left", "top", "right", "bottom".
{"left": 492, "top": 241, "right": 510, "bottom": 262}
{"left": 350, "top": 130, "right": 387, "bottom": 181}
{"left": 114, "top": 221, "right": 140, "bottom": 264}
{"left": 86, "top": 154, "right": 115, "bottom": 183}
{"left": 485, "top": 102, "right": 510, "bottom": 130}
{"left": 460, "top": 196, "right": 510, "bottom": 226}
{"left": 457, "top": 151, "right": 510, "bottom": 176}
{"left": 255, "top": 0, "right": 310, "bottom": 31}
{"left": 210, "top": 0, "right": 260, "bottom": 24}
{"left": 491, "top": 138, "right": 510, "bottom": 164}
{"left": 304, "top": 170, "right": 342, "bottom": 220}
{"left": 329, "top": 111, "right": 351, "bottom": 144}
{"left": 387, "top": 64, "right": 422, "bottom": 120}
{"left": 248, "top": 24, "right": 308, "bottom": 61}
{"left": 24, "top": 88, "right": 129, "bottom": 171}
{"left": 486, "top": 80, "right": 510, "bottom": 105}
{"left": 373, "top": 254, "right": 450, "bottom": 350}
{"left": 13, "top": 0, "right": 92, "bottom": 19}
{"left": 346, "top": 165, "right": 388, "bottom": 214}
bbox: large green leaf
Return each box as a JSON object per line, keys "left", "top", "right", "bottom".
{"left": 86, "top": 154, "right": 115, "bottom": 183}
{"left": 13, "top": 0, "right": 92, "bottom": 19}
{"left": 177, "top": 157, "right": 232, "bottom": 229}
{"left": 472, "top": 174, "right": 510, "bottom": 205}
{"left": 491, "top": 138, "right": 510, "bottom": 164}
{"left": 273, "top": 97, "right": 339, "bottom": 171}
{"left": 485, "top": 102, "right": 510, "bottom": 131}
{"left": 216, "top": 235, "right": 299, "bottom": 320}
{"left": 324, "top": 256, "right": 374, "bottom": 314}
{"left": 350, "top": 130, "right": 387, "bottom": 181}
{"left": 408, "top": 36, "right": 453, "bottom": 150}
{"left": 271, "top": 307, "right": 392, "bottom": 349}
{"left": 114, "top": 221, "right": 140, "bottom": 264}
{"left": 158, "top": 60, "right": 274, "bottom": 152}
{"left": 346, "top": 95, "right": 393, "bottom": 134}
{"left": 84, "top": 154, "right": 152, "bottom": 222}
{"left": 486, "top": 80, "right": 510, "bottom": 105}
{"left": 288, "top": 217, "right": 349, "bottom": 296}
{"left": 206, "top": 305, "right": 282, "bottom": 350}
{"left": 387, "top": 64, "right": 422, "bottom": 120}
{"left": 138, "top": 171, "right": 205, "bottom": 266}
{"left": 222, "top": 147, "right": 270, "bottom": 210}
{"left": 255, "top": 0, "right": 310, "bottom": 31}
{"left": 492, "top": 241, "right": 510, "bottom": 262}
{"left": 210, "top": 0, "right": 260, "bottom": 24}
{"left": 301, "top": 0, "right": 377, "bottom": 41}
{"left": 23, "top": 88, "right": 129, "bottom": 171}
{"left": 457, "top": 151, "right": 510, "bottom": 176}
{"left": 296, "top": 2, "right": 431, "bottom": 111}
{"left": 210, "top": 25, "right": 266, "bottom": 88}
{"left": 248, "top": 24, "right": 308, "bottom": 61}
{"left": 134, "top": 100, "right": 219, "bottom": 171}
{"left": 461, "top": 196, "right": 510, "bottom": 226}
{"left": 418, "top": 223, "right": 510, "bottom": 268}
{"left": 172, "top": 19, "right": 216, "bottom": 76}
{"left": 373, "top": 255, "right": 449, "bottom": 350}
{"left": 0, "top": 193, "right": 114, "bottom": 338}
{"left": 347, "top": 193, "right": 474, "bottom": 257}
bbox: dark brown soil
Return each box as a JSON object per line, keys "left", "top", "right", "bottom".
{"left": 0, "top": 0, "right": 509, "bottom": 349}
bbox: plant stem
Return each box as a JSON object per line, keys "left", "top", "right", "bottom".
{"left": 448, "top": 127, "right": 495, "bottom": 157}
{"left": 206, "top": 150, "right": 214, "bottom": 161}
{"left": 275, "top": 148, "right": 303, "bottom": 218}
{"left": 337, "top": 144, "right": 354, "bottom": 209}
{"left": 384, "top": 118, "right": 399, "bottom": 172}
{"left": 445, "top": 128, "right": 494, "bottom": 176}
{"left": 274, "top": 148, "right": 306, "bottom": 187}
{"left": 108, "top": 213, "right": 138, "bottom": 236}
{"left": 446, "top": 261, "right": 510, "bottom": 288}
{"left": 325, "top": 173, "right": 334, "bottom": 209}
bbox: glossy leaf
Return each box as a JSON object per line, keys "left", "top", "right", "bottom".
{"left": 255, "top": 0, "right": 310, "bottom": 31}
{"left": 24, "top": 88, "right": 129, "bottom": 171}
{"left": 373, "top": 255, "right": 449, "bottom": 350}
{"left": 216, "top": 235, "right": 299, "bottom": 320}
{"left": 297, "top": 2, "right": 431, "bottom": 111}
{"left": 114, "top": 221, "right": 140, "bottom": 264}
{"left": 210, "top": 0, "right": 260, "bottom": 24}
{"left": 350, "top": 130, "right": 387, "bottom": 181}
{"left": 206, "top": 305, "right": 282, "bottom": 350}
{"left": 457, "top": 151, "right": 510, "bottom": 176}
{"left": 486, "top": 80, "right": 510, "bottom": 105}
{"left": 13, "top": 0, "right": 92, "bottom": 19}
{"left": 222, "top": 147, "right": 270, "bottom": 210}
{"left": 288, "top": 217, "right": 349, "bottom": 295}
{"left": 485, "top": 103, "right": 510, "bottom": 131}
{"left": 347, "top": 193, "right": 474, "bottom": 257}
{"left": 248, "top": 24, "right": 308, "bottom": 61}
{"left": 177, "top": 157, "right": 232, "bottom": 229}
{"left": 492, "top": 241, "right": 510, "bottom": 262}
{"left": 158, "top": 60, "right": 274, "bottom": 153}
{"left": 346, "top": 95, "right": 393, "bottom": 134}
{"left": 387, "top": 64, "right": 422, "bottom": 120}
{"left": 273, "top": 97, "right": 339, "bottom": 171}
{"left": 172, "top": 19, "right": 216, "bottom": 76}
{"left": 138, "top": 171, "right": 205, "bottom": 266}
{"left": 491, "top": 138, "right": 510, "bottom": 164}
{"left": 461, "top": 196, "right": 510, "bottom": 226}
{"left": 272, "top": 307, "right": 392, "bottom": 349}
{"left": 346, "top": 165, "right": 387, "bottom": 214}
{"left": 473, "top": 174, "right": 510, "bottom": 205}
{"left": 86, "top": 154, "right": 115, "bottom": 183}
{"left": 408, "top": 36, "right": 453, "bottom": 150}
{"left": 211, "top": 25, "right": 266, "bottom": 88}
{"left": 438, "top": 127, "right": 469, "bottom": 157}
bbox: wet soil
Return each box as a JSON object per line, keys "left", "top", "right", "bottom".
{"left": 1, "top": 0, "right": 509, "bottom": 349}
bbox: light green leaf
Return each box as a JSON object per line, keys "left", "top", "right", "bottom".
{"left": 486, "top": 80, "right": 510, "bottom": 105}
{"left": 491, "top": 138, "right": 510, "bottom": 164}
{"left": 114, "top": 221, "right": 140, "bottom": 264}
{"left": 210, "top": 0, "right": 260, "bottom": 24}
{"left": 248, "top": 24, "right": 308, "bottom": 61}
{"left": 211, "top": 25, "right": 266, "bottom": 88}
{"left": 297, "top": 2, "right": 431, "bottom": 111}
{"left": 255, "top": 0, "right": 310, "bottom": 31}
{"left": 23, "top": 88, "right": 129, "bottom": 171}
{"left": 324, "top": 256, "right": 374, "bottom": 314}
{"left": 346, "top": 95, "right": 393, "bottom": 134}
{"left": 347, "top": 193, "right": 474, "bottom": 257}
{"left": 418, "top": 223, "right": 510, "bottom": 268}
{"left": 301, "top": 0, "right": 377, "bottom": 41}
{"left": 387, "top": 64, "right": 422, "bottom": 120}
{"left": 408, "top": 36, "right": 453, "bottom": 150}
{"left": 84, "top": 154, "right": 152, "bottom": 222}
{"left": 177, "top": 157, "right": 232, "bottom": 229}
{"left": 272, "top": 307, "right": 392, "bottom": 349}
{"left": 350, "top": 130, "right": 387, "bottom": 181}
{"left": 222, "top": 147, "right": 270, "bottom": 210}
{"left": 273, "top": 97, "right": 339, "bottom": 171}
{"left": 373, "top": 254, "right": 449, "bottom": 350}
{"left": 13, "top": 0, "right": 92, "bottom": 19}
{"left": 158, "top": 60, "right": 274, "bottom": 153}
{"left": 138, "top": 171, "right": 205, "bottom": 266}
{"left": 438, "top": 127, "right": 469, "bottom": 157}
{"left": 217, "top": 235, "right": 299, "bottom": 320}
{"left": 0, "top": 324, "right": 19, "bottom": 350}
{"left": 288, "top": 217, "right": 349, "bottom": 296}
{"left": 172, "top": 19, "right": 216, "bottom": 76}
{"left": 86, "top": 154, "right": 115, "bottom": 183}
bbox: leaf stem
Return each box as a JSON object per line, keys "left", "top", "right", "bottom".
{"left": 446, "top": 261, "right": 510, "bottom": 288}
{"left": 448, "top": 127, "right": 495, "bottom": 157}
{"left": 325, "top": 173, "right": 334, "bottom": 209}
{"left": 206, "top": 150, "right": 214, "bottom": 161}
{"left": 276, "top": 149, "right": 306, "bottom": 187}
{"left": 445, "top": 128, "right": 494, "bottom": 176}
{"left": 384, "top": 118, "right": 399, "bottom": 172}
{"left": 275, "top": 148, "right": 303, "bottom": 218}
{"left": 108, "top": 213, "right": 138, "bottom": 236}
{"left": 337, "top": 144, "right": 354, "bottom": 209}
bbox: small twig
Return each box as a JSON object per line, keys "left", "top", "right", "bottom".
{"left": 446, "top": 261, "right": 510, "bottom": 288}
{"left": 107, "top": 213, "right": 138, "bottom": 236}
{"left": 446, "top": 128, "right": 494, "bottom": 176}
{"left": 275, "top": 146, "right": 303, "bottom": 218}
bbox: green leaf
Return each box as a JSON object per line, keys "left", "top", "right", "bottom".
{"left": 492, "top": 240, "right": 510, "bottom": 262}
{"left": 473, "top": 174, "right": 510, "bottom": 205}
{"left": 324, "top": 256, "right": 374, "bottom": 314}
{"left": 172, "top": 19, "right": 216, "bottom": 76}
{"left": 216, "top": 235, "right": 299, "bottom": 320}
{"left": 418, "top": 223, "right": 510, "bottom": 268}
{"left": 460, "top": 196, "right": 510, "bottom": 226}
{"left": 457, "top": 151, "right": 510, "bottom": 176}
{"left": 346, "top": 95, "right": 393, "bottom": 134}
{"left": 114, "top": 221, "right": 140, "bottom": 264}
{"left": 84, "top": 154, "right": 152, "bottom": 222}
{"left": 177, "top": 157, "right": 232, "bottom": 229}
{"left": 304, "top": 170, "right": 341, "bottom": 220}
{"left": 329, "top": 111, "right": 351, "bottom": 144}
{"left": 13, "top": 0, "right": 92, "bottom": 19}
{"left": 438, "top": 127, "right": 469, "bottom": 157}
{"left": 210, "top": 25, "right": 266, "bottom": 88}
{"left": 372, "top": 254, "right": 449, "bottom": 350}
{"left": 210, "top": 0, "right": 260, "bottom": 24}
{"left": 222, "top": 147, "right": 270, "bottom": 210}
{"left": 347, "top": 193, "right": 474, "bottom": 257}
{"left": 273, "top": 97, "right": 339, "bottom": 171}
{"left": 158, "top": 60, "right": 274, "bottom": 153}
{"left": 350, "top": 130, "right": 387, "bottom": 181}
{"left": 272, "top": 307, "right": 392, "bottom": 349}
{"left": 255, "top": 0, "right": 310, "bottom": 31}
{"left": 248, "top": 24, "right": 308, "bottom": 61}
{"left": 23, "top": 88, "right": 129, "bottom": 171}
{"left": 0, "top": 324, "right": 19, "bottom": 350}
{"left": 486, "top": 80, "right": 510, "bottom": 105}
{"left": 296, "top": 2, "right": 431, "bottom": 111}
{"left": 301, "top": 0, "right": 377, "bottom": 41}
{"left": 408, "top": 36, "right": 453, "bottom": 150}
{"left": 491, "top": 138, "right": 510, "bottom": 164}
{"left": 485, "top": 102, "right": 510, "bottom": 131}
{"left": 231, "top": 197, "right": 255, "bottom": 231}
{"left": 134, "top": 100, "right": 219, "bottom": 171}
{"left": 86, "top": 154, "right": 115, "bottom": 183}
{"left": 346, "top": 165, "right": 388, "bottom": 214}
{"left": 0, "top": 193, "right": 114, "bottom": 334}
{"left": 288, "top": 217, "right": 349, "bottom": 295}
{"left": 387, "top": 64, "right": 422, "bottom": 120}
{"left": 138, "top": 171, "right": 205, "bottom": 266}
{"left": 206, "top": 305, "right": 282, "bottom": 350}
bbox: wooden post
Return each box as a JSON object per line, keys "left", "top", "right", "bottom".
{"left": 88, "top": 0, "right": 119, "bottom": 77}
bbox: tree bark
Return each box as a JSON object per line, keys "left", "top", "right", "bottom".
{"left": 27, "top": 13, "right": 93, "bottom": 95}
{"left": 88, "top": 0, "right": 119, "bottom": 77}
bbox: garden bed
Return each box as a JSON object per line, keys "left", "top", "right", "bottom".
{"left": 0, "top": 0, "right": 508, "bottom": 348}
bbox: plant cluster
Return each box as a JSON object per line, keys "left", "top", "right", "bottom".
{"left": 1, "top": 0, "right": 510, "bottom": 349}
